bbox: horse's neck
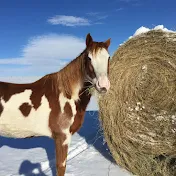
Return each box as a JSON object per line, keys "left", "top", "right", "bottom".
{"left": 77, "top": 82, "right": 92, "bottom": 111}
{"left": 57, "top": 52, "right": 86, "bottom": 99}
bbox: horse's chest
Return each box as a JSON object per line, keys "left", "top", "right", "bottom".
{"left": 57, "top": 93, "right": 77, "bottom": 130}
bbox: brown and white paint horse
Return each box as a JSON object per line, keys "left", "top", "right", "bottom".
{"left": 0, "top": 34, "right": 111, "bottom": 176}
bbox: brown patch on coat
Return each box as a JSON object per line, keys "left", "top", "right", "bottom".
{"left": 70, "top": 110, "right": 85, "bottom": 135}
{"left": 85, "top": 57, "right": 96, "bottom": 79}
{"left": 108, "top": 57, "right": 110, "bottom": 75}
{"left": 19, "top": 102, "right": 32, "bottom": 117}
{"left": 44, "top": 77, "right": 61, "bottom": 135}
{"left": 0, "top": 101, "right": 3, "bottom": 116}
{"left": 30, "top": 74, "right": 58, "bottom": 110}
{"left": 0, "top": 81, "right": 28, "bottom": 103}
{"left": 64, "top": 102, "right": 73, "bottom": 118}
{"left": 70, "top": 82, "right": 92, "bottom": 134}
{"left": 53, "top": 134, "right": 68, "bottom": 175}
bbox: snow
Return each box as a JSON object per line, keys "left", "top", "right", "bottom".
{"left": 133, "top": 26, "right": 150, "bottom": 37}
{"left": 132, "top": 25, "right": 175, "bottom": 38}
{"left": 0, "top": 111, "right": 131, "bottom": 176}
{"left": 119, "top": 25, "right": 175, "bottom": 47}
{"left": 123, "top": 25, "right": 175, "bottom": 45}
{"left": 153, "top": 25, "right": 174, "bottom": 32}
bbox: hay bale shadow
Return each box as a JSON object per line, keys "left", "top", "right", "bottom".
{"left": 78, "top": 111, "right": 116, "bottom": 163}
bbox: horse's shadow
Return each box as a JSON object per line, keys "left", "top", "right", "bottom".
{"left": 19, "top": 160, "right": 48, "bottom": 176}
{"left": 0, "top": 111, "right": 114, "bottom": 176}
{"left": 0, "top": 136, "right": 55, "bottom": 176}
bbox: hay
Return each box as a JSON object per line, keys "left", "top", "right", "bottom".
{"left": 98, "top": 29, "right": 176, "bottom": 176}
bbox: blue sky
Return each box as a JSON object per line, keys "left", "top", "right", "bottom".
{"left": 0, "top": 0, "right": 175, "bottom": 78}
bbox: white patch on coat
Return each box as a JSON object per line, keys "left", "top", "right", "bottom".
{"left": 59, "top": 93, "right": 69, "bottom": 114}
{"left": 88, "top": 48, "right": 109, "bottom": 78}
{"left": 60, "top": 160, "right": 66, "bottom": 167}
{"left": 0, "top": 90, "right": 52, "bottom": 138}
{"left": 72, "top": 83, "right": 82, "bottom": 101}
{"left": 62, "top": 128, "right": 71, "bottom": 146}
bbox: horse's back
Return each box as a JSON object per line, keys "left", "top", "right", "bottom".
{"left": 0, "top": 80, "right": 52, "bottom": 138}
{"left": 0, "top": 81, "right": 32, "bottom": 99}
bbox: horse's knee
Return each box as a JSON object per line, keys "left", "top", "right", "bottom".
{"left": 57, "top": 160, "right": 66, "bottom": 168}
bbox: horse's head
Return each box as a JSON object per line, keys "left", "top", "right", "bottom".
{"left": 85, "top": 33, "right": 111, "bottom": 94}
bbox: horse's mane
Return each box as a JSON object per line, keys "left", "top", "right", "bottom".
{"left": 42, "top": 51, "right": 86, "bottom": 98}
{"left": 57, "top": 51, "right": 86, "bottom": 97}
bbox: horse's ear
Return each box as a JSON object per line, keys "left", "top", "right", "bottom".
{"left": 104, "top": 38, "right": 111, "bottom": 48}
{"left": 86, "top": 33, "right": 93, "bottom": 47}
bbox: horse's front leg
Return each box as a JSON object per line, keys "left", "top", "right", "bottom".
{"left": 54, "top": 132, "right": 70, "bottom": 176}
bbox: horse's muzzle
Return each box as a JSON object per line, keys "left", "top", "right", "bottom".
{"left": 96, "top": 76, "right": 110, "bottom": 94}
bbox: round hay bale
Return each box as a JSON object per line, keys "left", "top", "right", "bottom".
{"left": 98, "top": 29, "right": 176, "bottom": 176}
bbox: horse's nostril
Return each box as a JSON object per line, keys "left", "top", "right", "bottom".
{"left": 100, "top": 87, "right": 107, "bottom": 93}
{"left": 98, "top": 81, "right": 101, "bottom": 87}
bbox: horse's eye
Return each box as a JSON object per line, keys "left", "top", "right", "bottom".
{"left": 88, "top": 57, "right": 91, "bottom": 61}
{"left": 108, "top": 56, "right": 110, "bottom": 60}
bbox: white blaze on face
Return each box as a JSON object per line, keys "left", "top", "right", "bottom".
{"left": 88, "top": 48, "right": 110, "bottom": 91}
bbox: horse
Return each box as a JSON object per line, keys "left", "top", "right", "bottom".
{"left": 0, "top": 33, "right": 111, "bottom": 176}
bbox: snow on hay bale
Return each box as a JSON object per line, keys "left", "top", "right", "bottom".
{"left": 98, "top": 25, "right": 176, "bottom": 176}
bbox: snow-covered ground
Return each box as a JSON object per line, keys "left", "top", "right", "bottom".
{"left": 0, "top": 111, "right": 130, "bottom": 176}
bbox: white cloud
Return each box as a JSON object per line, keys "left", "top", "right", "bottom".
{"left": 0, "top": 58, "right": 30, "bottom": 65}
{"left": 120, "top": 0, "right": 136, "bottom": 2}
{"left": 47, "top": 14, "right": 109, "bottom": 27}
{"left": 23, "top": 34, "right": 85, "bottom": 63}
{"left": 47, "top": 15, "right": 90, "bottom": 26}
{"left": 86, "top": 12, "right": 108, "bottom": 22}
{"left": 0, "top": 76, "right": 40, "bottom": 83}
{"left": 116, "top": 8, "right": 123, "bottom": 11}
{"left": 86, "top": 12, "right": 99, "bottom": 16}
{"left": 96, "top": 15, "right": 108, "bottom": 20}
{"left": 0, "top": 34, "right": 85, "bottom": 76}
